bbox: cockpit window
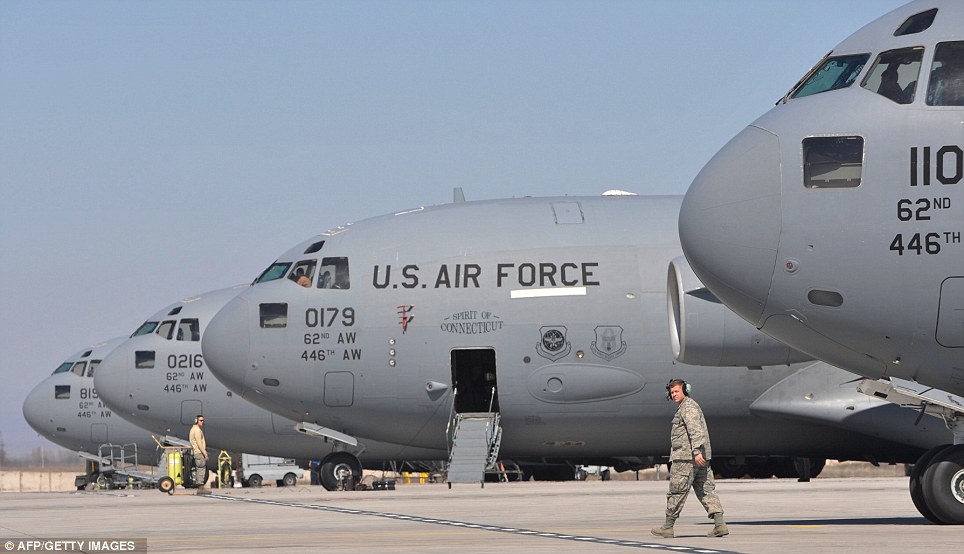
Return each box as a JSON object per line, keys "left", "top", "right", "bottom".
{"left": 288, "top": 260, "right": 317, "bottom": 288}
{"left": 156, "top": 320, "right": 176, "bottom": 340}
{"left": 132, "top": 321, "right": 159, "bottom": 337}
{"left": 318, "top": 257, "right": 350, "bottom": 290}
{"left": 803, "top": 136, "right": 864, "bottom": 188}
{"left": 53, "top": 362, "right": 72, "bottom": 375}
{"left": 790, "top": 54, "right": 870, "bottom": 100}
{"left": 260, "top": 303, "right": 288, "bottom": 328}
{"left": 135, "top": 351, "right": 155, "bottom": 369}
{"left": 894, "top": 8, "right": 937, "bottom": 36}
{"left": 255, "top": 262, "right": 292, "bottom": 284}
{"left": 927, "top": 41, "right": 964, "bottom": 106}
{"left": 176, "top": 319, "right": 200, "bottom": 341}
{"left": 860, "top": 47, "right": 923, "bottom": 104}
{"left": 304, "top": 240, "right": 325, "bottom": 254}
{"left": 70, "top": 361, "right": 87, "bottom": 377}
{"left": 88, "top": 360, "right": 99, "bottom": 377}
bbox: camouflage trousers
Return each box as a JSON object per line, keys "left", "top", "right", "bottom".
{"left": 193, "top": 453, "right": 206, "bottom": 486}
{"left": 665, "top": 461, "right": 723, "bottom": 522}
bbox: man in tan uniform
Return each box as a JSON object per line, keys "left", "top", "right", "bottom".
{"left": 189, "top": 415, "right": 208, "bottom": 491}
{"left": 652, "top": 379, "right": 728, "bottom": 538}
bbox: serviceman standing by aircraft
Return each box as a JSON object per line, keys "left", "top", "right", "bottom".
{"left": 189, "top": 414, "right": 208, "bottom": 491}
{"left": 199, "top": 193, "right": 952, "bottom": 487}
{"left": 676, "top": 0, "right": 963, "bottom": 523}
{"left": 652, "top": 379, "right": 727, "bottom": 539}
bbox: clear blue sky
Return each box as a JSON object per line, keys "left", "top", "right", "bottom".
{"left": 0, "top": 0, "right": 907, "bottom": 454}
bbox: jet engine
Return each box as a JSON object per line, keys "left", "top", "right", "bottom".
{"left": 668, "top": 256, "right": 811, "bottom": 367}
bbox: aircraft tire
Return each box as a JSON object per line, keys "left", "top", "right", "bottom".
{"left": 808, "top": 458, "right": 825, "bottom": 478}
{"left": 791, "top": 457, "right": 826, "bottom": 480}
{"left": 922, "top": 444, "right": 964, "bottom": 525}
{"left": 320, "top": 453, "right": 361, "bottom": 491}
{"left": 910, "top": 444, "right": 951, "bottom": 524}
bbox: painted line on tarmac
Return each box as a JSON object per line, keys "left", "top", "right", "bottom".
{"left": 205, "top": 494, "right": 736, "bottom": 553}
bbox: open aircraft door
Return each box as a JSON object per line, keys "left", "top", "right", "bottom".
{"left": 450, "top": 348, "right": 499, "bottom": 414}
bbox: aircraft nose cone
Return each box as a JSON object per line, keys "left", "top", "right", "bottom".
{"left": 679, "top": 125, "right": 783, "bottom": 326}
{"left": 23, "top": 382, "right": 51, "bottom": 435}
{"left": 202, "top": 295, "right": 251, "bottom": 395}
{"left": 94, "top": 349, "right": 130, "bottom": 411}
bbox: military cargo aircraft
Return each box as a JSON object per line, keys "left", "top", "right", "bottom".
{"left": 676, "top": 0, "right": 963, "bottom": 523}
{"left": 199, "top": 193, "right": 949, "bottom": 486}
{"left": 93, "top": 285, "right": 445, "bottom": 490}
{"left": 22, "top": 338, "right": 167, "bottom": 487}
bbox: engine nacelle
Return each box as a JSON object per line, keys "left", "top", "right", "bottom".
{"left": 667, "top": 256, "right": 812, "bottom": 367}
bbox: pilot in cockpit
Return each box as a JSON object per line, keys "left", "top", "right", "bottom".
{"left": 928, "top": 42, "right": 964, "bottom": 106}
{"left": 877, "top": 66, "right": 903, "bottom": 103}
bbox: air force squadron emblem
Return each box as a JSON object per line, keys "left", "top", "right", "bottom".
{"left": 536, "top": 326, "right": 570, "bottom": 361}
{"left": 591, "top": 325, "right": 626, "bottom": 361}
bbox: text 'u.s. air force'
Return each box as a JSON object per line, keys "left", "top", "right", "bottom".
{"left": 371, "top": 262, "right": 600, "bottom": 289}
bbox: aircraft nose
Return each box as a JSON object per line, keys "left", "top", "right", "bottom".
{"left": 679, "top": 125, "right": 783, "bottom": 326}
{"left": 23, "top": 382, "right": 52, "bottom": 435}
{"left": 94, "top": 349, "right": 130, "bottom": 411}
{"left": 202, "top": 295, "right": 252, "bottom": 395}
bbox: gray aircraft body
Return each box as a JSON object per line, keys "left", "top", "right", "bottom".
{"left": 200, "top": 194, "right": 948, "bottom": 480}
{"left": 93, "top": 285, "right": 445, "bottom": 489}
{"left": 677, "top": 0, "right": 964, "bottom": 523}
{"left": 23, "top": 338, "right": 164, "bottom": 468}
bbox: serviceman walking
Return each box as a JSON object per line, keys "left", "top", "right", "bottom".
{"left": 189, "top": 415, "right": 209, "bottom": 492}
{"left": 652, "top": 379, "right": 728, "bottom": 538}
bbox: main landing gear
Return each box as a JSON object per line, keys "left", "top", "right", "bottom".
{"left": 910, "top": 444, "right": 964, "bottom": 524}
{"left": 856, "top": 379, "right": 964, "bottom": 525}
{"left": 318, "top": 452, "right": 362, "bottom": 491}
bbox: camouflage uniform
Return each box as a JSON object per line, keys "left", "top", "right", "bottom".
{"left": 189, "top": 422, "right": 207, "bottom": 486}
{"left": 665, "top": 396, "right": 723, "bottom": 523}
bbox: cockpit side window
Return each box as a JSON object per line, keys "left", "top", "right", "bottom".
{"left": 135, "top": 351, "right": 155, "bottom": 369}
{"left": 88, "top": 360, "right": 100, "bottom": 377}
{"left": 803, "top": 136, "right": 864, "bottom": 189}
{"left": 288, "top": 260, "right": 317, "bottom": 288}
{"left": 132, "top": 321, "right": 159, "bottom": 337}
{"left": 259, "top": 303, "right": 288, "bottom": 328}
{"left": 52, "top": 362, "right": 72, "bottom": 375}
{"left": 790, "top": 54, "right": 870, "bottom": 100}
{"left": 927, "top": 41, "right": 964, "bottom": 107}
{"left": 860, "top": 47, "right": 923, "bottom": 104}
{"left": 176, "top": 319, "right": 200, "bottom": 341}
{"left": 255, "top": 262, "right": 292, "bottom": 284}
{"left": 70, "top": 361, "right": 87, "bottom": 377}
{"left": 156, "top": 320, "right": 176, "bottom": 340}
{"left": 55, "top": 385, "right": 70, "bottom": 399}
{"left": 318, "top": 257, "right": 350, "bottom": 290}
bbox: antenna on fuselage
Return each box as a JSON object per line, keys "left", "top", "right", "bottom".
{"left": 453, "top": 187, "right": 466, "bottom": 203}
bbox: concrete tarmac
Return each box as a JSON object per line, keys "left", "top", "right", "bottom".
{"left": 0, "top": 477, "right": 958, "bottom": 553}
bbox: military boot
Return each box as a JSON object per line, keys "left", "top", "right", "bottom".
{"left": 650, "top": 525, "right": 674, "bottom": 538}
{"left": 707, "top": 523, "right": 729, "bottom": 537}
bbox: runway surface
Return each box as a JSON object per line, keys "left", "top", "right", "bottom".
{"left": 0, "top": 477, "right": 958, "bottom": 553}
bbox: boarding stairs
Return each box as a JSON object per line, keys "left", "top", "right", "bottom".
{"left": 446, "top": 412, "right": 502, "bottom": 487}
